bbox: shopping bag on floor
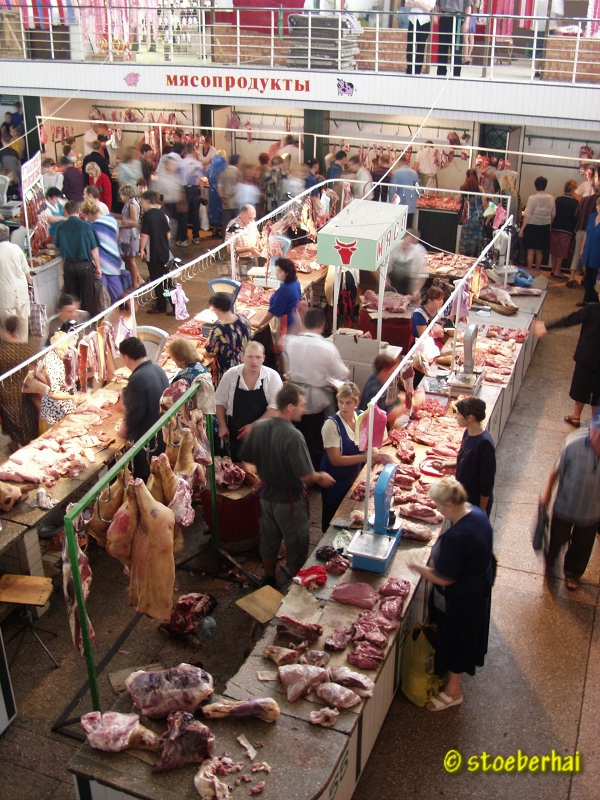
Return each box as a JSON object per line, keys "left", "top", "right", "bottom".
{"left": 532, "top": 501, "right": 549, "bottom": 551}
{"left": 29, "top": 289, "right": 47, "bottom": 337}
{"left": 401, "top": 624, "right": 444, "bottom": 707}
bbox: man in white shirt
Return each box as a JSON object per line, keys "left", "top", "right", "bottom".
{"left": 414, "top": 142, "right": 438, "bottom": 187}
{"left": 0, "top": 223, "right": 32, "bottom": 341}
{"left": 346, "top": 155, "right": 373, "bottom": 199}
{"left": 215, "top": 341, "right": 283, "bottom": 461}
{"left": 286, "top": 307, "right": 349, "bottom": 468}
{"left": 84, "top": 185, "right": 109, "bottom": 216}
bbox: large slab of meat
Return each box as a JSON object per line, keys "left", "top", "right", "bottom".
{"left": 399, "top": 520, "right": 434, "bottom": 541}
{"left": 201, "top": 698, "right": 280, "bottom": 723}
{"left": 379, "top": 594, "right": 406, "bottom": 620}
{"left": 332, "top": 582, "right": 379, "bottom": 610}
{"left": 278, "top": 664, "right": 327, "bottom": 702}
{"left": 154, "top": 711, "right": 215, "bottom": 773}
{"left": 347, "top": 641, "right": 385, "bottom": 671}
{"left": 397, "top": 503, "right": 443, "bottom": 524}
{"left": 277, "top": 615, "right": 323, "bottom": 644}
{"left": 362, "top": 289, "right": 411, "bottom": 314}
{"left": 299, "top": 649, "right": 331, "bottom": 667}
{"left": 128, "top": 479, "right": 176, "bottom": 621}
{"left": 125, "top": 663, "right": 214, "bottom": 718}
{"left": 352, "top": 620, "right": 388, "bottom": 649}
{"left": 379, "top": 577, "right": 411, "bottom": 598}
{"left": 214, "top": 457, "right": 246, "bottom": 490}
{"left": 62, "top": 520, "right": 95, "bottom": 655}
{"left": 106, "top": 480, "right": 139, "bottom": 567}
{"left": 356, "top": 610, "right": 399, "bottom": 633}
{"left": 81, "top": 711, "right": 159, "bottom": 752}
{"left": 389, "top": 429, "right": 415, "bottom": 464}
{"left": 316, "top": 682, "right": 361, "bottom": 709}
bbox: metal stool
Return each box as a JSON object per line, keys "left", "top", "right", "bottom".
{"left": 0, "top": 574, "right": 59, "bottom": 669}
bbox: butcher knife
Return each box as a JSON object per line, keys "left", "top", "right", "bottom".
{"left": 221, "top": 436, "right": 232, "bottom": 460}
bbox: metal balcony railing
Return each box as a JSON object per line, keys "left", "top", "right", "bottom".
{"left": 1, "top": 5, "right": 600, "bottom": 85}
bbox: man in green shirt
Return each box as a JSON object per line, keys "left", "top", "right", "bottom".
{"left": 54, "top": 201, "right": 101, "bottom": 315}
{"left": 240, "top": 382, "right": 335, "bottom": 586}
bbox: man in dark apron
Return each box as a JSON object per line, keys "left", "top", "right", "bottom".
{"left": 215, "top": 341, "right": 283, "bottom": 462}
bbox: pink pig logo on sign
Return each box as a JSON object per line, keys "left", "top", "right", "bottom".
{"left": 333, "top": 239, "right": 358, "bottom": 265}
{"left": 124, "top": 72, "right": 140, "bottom": 87}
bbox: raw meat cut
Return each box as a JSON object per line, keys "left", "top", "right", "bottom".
{"left": 327, "top": 666, "right": 375, "bottom": 698}
{"left": 147, "top": 456, "right": 166, "bottom": 504}
{"left": 62, "top": 516, "right": 95, "bottom": 655}
{"left": 106, "top": 480, "right": 138, "bottom": 567}
{"left": 399, "top": 520, "right": 433, "bottom": 541}
{"left": 278, "top": 664, "right": 327, "bottom": 702}
{"left": 214, "top": 457, "right": 246, "bottom": 490}
{"left": 201, "top": 698, "right": 280, "bottom": 723}
{"left": 299, "top": 650, "right": 331, "bottom": 667}
{"left": 350, "top": 480, "right": 375, "bottom": 500}
{"left": 352, "top": 621, "right": 388, "bottom": 649}
{"left": 347, "top": 642, "right": 385, "bottom": 670}
{"left": 168, "top": 593, "right": 216, "bottom": 635}
{"left": 325, "top": 555, "right": 350, "bottom": 575}
{"left": 129, "top": 479, "right": 175, "bottom": 621}
{"left": 125, "top": 663, "right": 214, "bottom": 718}
{"left": 194, "top": 758, "right": 233, "bottom": 799}
{"left": 331, "top": 582, "right": 379, "bottom": 610}
{"left": 316, "top": 682, "right": 361, "bottom": 709}
{"left": 81, "top": 712, "right": 159, "bottom": 752}
{"left": 237, "top": 734, "right": 257, "bottom": 760}
{"left": 379, "top": 577, "right": 411, "bottom": 598}
{"left": 397, "top": 503, "right": 443, "bottom": 524}
{"left": 379, "top": 595, "right": 406, "bottom": 620}
{"left": 168, "top": 474, "right": 195, "bottom": 527}
{"left": 154, "top": 711, "right": 215, "bottom": 772}
{"left": 324, "top": 626, "right": 353, "bottom": 651}
{"left": 309, "top": 707, "right": 340, "bottom": 727}
{"left": 355, "top": 610, "right": 399, "bottom": 633}
{"left": 0, "top": 480, "right": 22, "bottom": 511}
{"left": 263, "top": 645, "right": 299, "bottom": 666}
{"left": 250, "top": 782, "right": 266, "bottom": 795}
{"left": 277, "top": 615, "right": 323, "bottom": 644}
{"left": 362, "top": 289, "right": 411, "bottom": 314}
{"left": 394, "top": 473, "right": 417, "bottom": 490}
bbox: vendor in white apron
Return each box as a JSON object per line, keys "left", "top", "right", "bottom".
{"left": 215, "top": 341, "right": 283, "bottom": 462}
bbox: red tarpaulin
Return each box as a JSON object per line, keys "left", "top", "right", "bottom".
{"left": 215, "top": 0, "right": 305, "bottom": 35}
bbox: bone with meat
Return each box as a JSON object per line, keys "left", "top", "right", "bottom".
{"left": 309, "top": 707, "right": 340, "bottom": 727}
{"left": 316, "top": 682, "right": 361, "bottom": 709}
{"left": 214, "top": 457, "right": 246, "bottom": 490}
{"left": 87, "top": 469, "right": 127, "bottom": 545}
{"left": 153, "top": 711, "right": 215, "bottom": 772}
{"left": 147, "top": 456, "right": 166, "bottom": 504}
{"left": 278, "top": 664, "right": 328, "bottom": 702}
{"left": 352, "top": 620, "right": 388, "bottom": 649}
{"left": 129, "top": 479, "right": 175, "bottom": 621}
{"left": 397, "top": 503, "right": 443, "bottom": 524}
{"left": 263, "top": 644, "right": 299, "bottom": 666}
{"left": 331, "top": 582, "right": 379, "bottom": 610}
{"left": 277, "top": 615, "right": 323, "bottom": 644}
{"left": 167, "top": 593, "right": 216, "bottom": 634}
{"left": 106, "top": 480, "right": 139, "bottom": 567}
{"left": 175, "top": 427, "right": 205, "bottom": 487}
{"left": 81, "top": 711, "right": 159, "bottom": 752}
{"left": 125, "top": 663, "right": 214, "bottom": 718}
{"left": 324, "top": 626, "right": 353, "bottom": 651}
{"left": 327, "top": 666, "right": 375, "bottom": 698}
{"left": 201, "top": 697, "right": 280, "bottom": 723}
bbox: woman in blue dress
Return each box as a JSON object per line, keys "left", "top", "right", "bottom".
{"left": 459, "top": 169, "right": 488, "bottom": 257}
{"left": 251, "top": 257, "right": 302, "bottom": 367}
{"left": 408, "top": 477, "right": 494, "bottom": 711}
{"left": 580, "top": 194, "right": 600, "bottom": 304}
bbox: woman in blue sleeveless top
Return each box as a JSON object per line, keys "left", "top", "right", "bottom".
{"left": 320, "top": 382, "right": 370, "bottom": 532}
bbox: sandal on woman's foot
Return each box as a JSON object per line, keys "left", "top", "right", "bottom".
{"left": 565, "top": 578, "right": 579, "bottom": 591}
{"left": 564, "top": 415, "right": 581, "bottom": 428}
{"left": 427, "top": 691, "right": 464, "bottom": 711}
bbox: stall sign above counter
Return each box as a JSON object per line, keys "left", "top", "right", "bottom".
{"left": 317, "top": 200, "right": 408, "bottom": 272}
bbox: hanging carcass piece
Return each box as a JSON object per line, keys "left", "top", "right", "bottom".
{"left": 106, "top": 480, "right": 139, "bottom": 567}
{"left": 129, "top": 479, "right": 175, "bottom": 621}
{"left": 125, "top": 663, "right": 214, "bottom": 718}
{"left": 62, "top": 511, "right": 95, "bottom": 655}
{"left": 157, "top": 451, "right": 195, "bottom": 526}
{"left": 153, "top": 711, "right": 215, "bottom": 772}
{"left": 81, "top": 711, "right": 159, "bottom": 752}
{"left": 147, "top": 456, "right": 166, "bottom": 504}
{"left": 201, "top": 697, "right": 280, "bottom": 723}
{"left": 87, "top": 468, "right": 127, "bottom": 545}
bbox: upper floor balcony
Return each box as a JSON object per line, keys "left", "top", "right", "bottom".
{"left": 0, "top": 5, "right": 598, "bottom": 128}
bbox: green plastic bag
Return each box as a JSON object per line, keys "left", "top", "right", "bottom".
{"left": 401, "top": 624, "right": 445, "bottom": 707}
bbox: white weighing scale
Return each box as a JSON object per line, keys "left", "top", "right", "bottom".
{"left": 447, "top": 323, "right": 483, "bottom": 396}
{"left": 348, "top": 464, "right": 402, "bottom": 575}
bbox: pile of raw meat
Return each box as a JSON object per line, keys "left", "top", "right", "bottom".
{"left": 486, "top": 324, "right": 530, "bottom": 343}
{"left": 427, "top": 252, "right": 474, "bottom": 276}
{"left": 0, "top": 392, "right": 120, "bottom": 485}
{"left": 214, "top": 457, "right": 246, "bottom": 490}
{"left": 237, "top": 281, "right": 273, "bottom": 308}
{"left": 362, "top": 289, "right": 411, "bottom": 314}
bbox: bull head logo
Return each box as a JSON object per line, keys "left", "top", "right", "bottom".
{"left": 333, "top": 239, "right": 358, "bottom": 265}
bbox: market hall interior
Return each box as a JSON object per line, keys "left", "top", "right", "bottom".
{"left": 0, "top": 279, "right": 597, "bottom": 800}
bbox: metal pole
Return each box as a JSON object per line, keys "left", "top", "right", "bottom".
{"left": 332, "top": 264, "right": 340, "bottom": 334}
{"left": 377, "top": 258, "right": 387, "bottom": 343}
{"left": 270, "top": 9, "right": 274, "bottom": 67}
{"left": 236, "top": 9, "right": 240, "bottom": 65}
{"left": 205, "top": 414, "right": 220, "bottom": 548}
{"left": 308, "top": 11, "right": 312, "bottom": 69}
{"left": 375, "top": 13, "right": 379, "bottom": 72}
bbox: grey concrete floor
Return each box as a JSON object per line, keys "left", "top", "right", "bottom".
{"left": 0, "top": 270, "right": 598, "bottom": 800}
